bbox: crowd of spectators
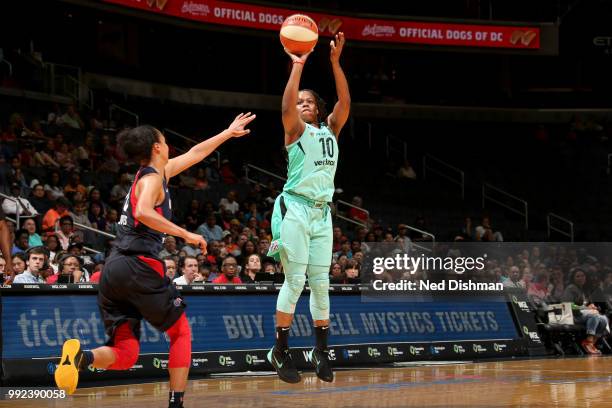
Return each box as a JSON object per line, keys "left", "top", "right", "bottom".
{"left": 0, "top": 102, "right": 389, "bottom": 288}
{"left": 495, "top": 245, "right": 612, "bottom": 354}
{"left": 0, "top": 102, "right": 559, "bottom": 290}
{"left": 0, "top": 102, "right": 501, "bottom": 285}
{"left": 0, "top": 102, "right": 610, "bottom": 354}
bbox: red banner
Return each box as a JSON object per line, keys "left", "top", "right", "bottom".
{"left": 103, "top": 0, "right": 540, "bottom": 49}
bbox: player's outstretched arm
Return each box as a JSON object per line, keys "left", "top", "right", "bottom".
{"left": 282, "top": 49, "right": 312, "bottom": 144}
{"left": 134, "top": 173, "right": 208, "bottom": 254}
{"left": 327, "top": 32, "right": 351, "bottom": 138}
{"left": 164, "top": 112, "right": 256, "bottom": 178}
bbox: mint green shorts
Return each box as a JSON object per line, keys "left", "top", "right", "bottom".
{"left": 268, "top": 193, "right": 333, "bottom": 267}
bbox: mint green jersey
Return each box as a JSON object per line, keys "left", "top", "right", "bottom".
{"left": 283, "top": 123, "right": 338, "bottom": 202}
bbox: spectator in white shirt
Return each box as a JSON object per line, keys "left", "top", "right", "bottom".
{"left": 173, "top": 256, "right": 198, "bottom": 285}
{"left": 475, "top": 216, "right": 504, "bottom": 242}
{"left": 219, "top": 191, "right": 240, "bottom": 214}
{"left": 2, "top": 183, "right": 38, "bottom": 217}
{"left": 60, "top": 104, "right": 84, "bottom": 129}
{"left": 503, "top": 266, "right": 525, "bottom": 289}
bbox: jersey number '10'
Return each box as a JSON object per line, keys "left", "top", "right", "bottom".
{"left": 319, "top": 137, "right": 335, "bottom": 158}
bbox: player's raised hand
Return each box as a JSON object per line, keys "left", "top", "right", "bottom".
{"left": 225, "top": 112, "right": 256, "bottom": 138}
{"left": 330, "top": 32, "right": 345, "bottom": 63}
{"left": 184, "top": 231, "right": 208, "bottom": 255}
{"left": 284, "top": 48, "right": 313, "bottom": 65}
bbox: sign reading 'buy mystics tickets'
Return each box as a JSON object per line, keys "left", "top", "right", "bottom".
{"left": 103, "top": 0, "right": 540, "bottom": 49}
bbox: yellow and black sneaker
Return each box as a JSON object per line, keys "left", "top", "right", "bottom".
{"left": 54, "top": 339, "right": 86, "bottom": 395}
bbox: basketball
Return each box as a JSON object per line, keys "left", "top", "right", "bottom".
{"left": 280, "top": 14, "right": 318, "bottom": 55}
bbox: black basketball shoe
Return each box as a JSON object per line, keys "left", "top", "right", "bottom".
{"left": 308, "top": 347, "right": 334, "bottom": 382}
{"left": 267, "top": 347, "right": 301, "bottom": 384}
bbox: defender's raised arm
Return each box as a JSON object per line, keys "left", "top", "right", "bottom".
{"left": 165, "top": 112, "right": 255, "bottom": 178}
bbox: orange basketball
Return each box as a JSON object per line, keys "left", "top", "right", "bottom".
{"left": 280, "top": 14, "right": 318, "bottom": 55}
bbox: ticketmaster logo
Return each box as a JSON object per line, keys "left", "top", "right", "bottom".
{"left": 15, "top": 308, "right": 200, "bottom": 349}
{"left": 17, "top": 309, "right": 105, "bottom": 347}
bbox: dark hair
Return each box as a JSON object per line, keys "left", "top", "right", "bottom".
{"left": 48, "top": 170, "right": 61, "bottom": 185}
{"left": 15, "top": 229, "right": 29, "bottom": 241}
{"left": 56, "top": 197, "right": 71, "bottom": 208}
{"left": 59, "top": 215, "right": 74, "bottom": 226}
{"left": 88, "top": 201, "right": 106, "bottom": 223}
{"left": 89, "top": 188, "right": 101, "bottom": 199}
{"left": 163, "top": 256, "right": 177, "bottom": 265}
{"left": 300, "top": 89, "right": 327, "bottom": 124}
{"left": 53, "top": 250, "right": 67, "bottom": 263}
{"left": 570, "top": 267, "right": 586, "bottom": 282}
{"left": 222, "top": 256, "right": 238, "bottom": 268}
{"left": 243, "top": 253, "right": 261, "bottom": 270}
{"left": 26, "top": 246, "right": 48, "bottom": 261}
{"left": 12, "top": 252, "right": 26, "bottom": 263}
{"left": 117, "top": 125, "right": 161, "bottom": 164}
{"left": 181, "top": 255, "right": 198, "bottom": 269}
{"left": 59, "top": 254, "right": 81, "bottom": 272}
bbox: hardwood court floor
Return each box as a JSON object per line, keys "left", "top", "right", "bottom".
{"left": 4, "top": 357, "right": 612, "bottom": 408}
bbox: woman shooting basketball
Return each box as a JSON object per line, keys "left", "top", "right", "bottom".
{"left": 267, "top": 32, "right": 350, "bottom": 383}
